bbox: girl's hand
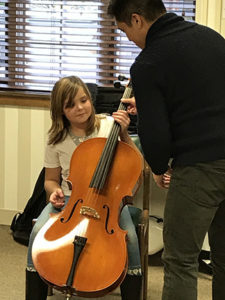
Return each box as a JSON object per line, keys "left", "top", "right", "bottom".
{"left": 49, "top": 188, "right": 65, "bottom": 208}
{"left": 112, "top": 110, "right": 130, "bottom": 135}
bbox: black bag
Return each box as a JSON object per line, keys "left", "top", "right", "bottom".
{"left": 10, "top": 168, "right": 47, "bottom": 246}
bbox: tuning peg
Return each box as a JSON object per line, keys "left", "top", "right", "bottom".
{"left": 118, "top": 75, "right": 129, "bottom": 81}
{"left": 114, "top": 81, "right": 122, "bottom": 89}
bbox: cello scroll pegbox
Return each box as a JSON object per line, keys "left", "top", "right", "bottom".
{"left": 114, "top": 81, "right": 123, "bottom": 89}
{"left": 118, "top": 74, "right": 129, "bottom": 82}
{"left": 114, "top": 74, "right": 129, "bottom": 89}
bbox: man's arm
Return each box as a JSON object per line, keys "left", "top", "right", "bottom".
{"left": 130, "top": 61, "right": 172, "bottom": 175}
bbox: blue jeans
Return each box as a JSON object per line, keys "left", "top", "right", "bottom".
{"left": 162, "top": 159, "right": 225, "bottom": 300}
{"left": 27, "top": 197, "right": 141, "bottom": 275}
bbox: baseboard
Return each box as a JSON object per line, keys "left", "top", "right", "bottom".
{"left": 0, "top": 208, "right": 21, "bottom": 226}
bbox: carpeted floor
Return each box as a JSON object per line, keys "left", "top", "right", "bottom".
{"left": 0, "top": 225, "right": 212, "bottom": 300}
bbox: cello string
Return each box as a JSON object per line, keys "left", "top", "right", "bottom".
{"left": 98, "top": 126, "right": 120, "bottom": 190}
{"left": 90, "top": 122, "right": 118, "bottom": 188}
{"left": 95, "top": 125, "right": 119, "bottom": 190}
{"left": 89, "top": 82, "right": 132, "bottom": 190}
{"left": 85, "top": 90, "right": 131, "bottom": 226}
{"left": 90, "top": 126, "right": 116, "bottom": 187}
{"left": 96, "top": 94, "right": 130, "bottom": 188}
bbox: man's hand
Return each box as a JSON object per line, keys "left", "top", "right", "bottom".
{"left": 121, "top": 97, "right": 137, "bottom": 115}
{"left": 153, "top": 168, "right": 172, "bottom": 189}
{"left": 152, "top": 174, "right": 165, "bottom": 188}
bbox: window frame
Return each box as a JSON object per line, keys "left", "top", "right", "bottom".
{"left": 0, "top": 0, "right": 196, "bottom": 107}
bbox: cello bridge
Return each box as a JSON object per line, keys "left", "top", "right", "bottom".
{"left": 80, "top": 206, "right": 100, "bottom": 219}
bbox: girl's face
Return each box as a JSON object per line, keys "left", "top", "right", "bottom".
{"left": 63, "top": 86, "right": 92, "bottom": 128}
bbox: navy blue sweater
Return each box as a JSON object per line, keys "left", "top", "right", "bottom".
{"left": 131, "top": 13, "right": 225, "bottom": 174}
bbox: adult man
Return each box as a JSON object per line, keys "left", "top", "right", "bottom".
{"left": 107, "top": 1, "right": 225, "bottom": 300}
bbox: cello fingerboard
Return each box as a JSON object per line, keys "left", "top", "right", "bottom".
{"left": 89, "top": 82, "right": 133, "bottom": 190}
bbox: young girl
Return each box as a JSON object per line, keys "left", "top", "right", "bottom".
{"left": 25, "top": 76, "right": 142, "bottom": 300}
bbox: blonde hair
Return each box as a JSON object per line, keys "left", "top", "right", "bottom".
{"left": 48, "top": 76, "right": 100, "bottom": 145}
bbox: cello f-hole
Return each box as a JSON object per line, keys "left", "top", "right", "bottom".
{"left": 60, "top": 199, "right": 83, "bottom": 223}
{"left": 103, "top": 204, "right": 114, "bottom": 234}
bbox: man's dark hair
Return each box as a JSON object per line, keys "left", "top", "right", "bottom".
{"left": 107, "top": 0, "right": 166, "bottom": 25}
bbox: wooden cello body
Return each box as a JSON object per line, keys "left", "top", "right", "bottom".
{"left": 32, "top": 84, "right": 142, "bottom": 297}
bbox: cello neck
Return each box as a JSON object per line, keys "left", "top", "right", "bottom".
{"left": 110, "top": 80, "right": 133, "bottom": 139}
{"left": 89, "top": 81, "right": 133, "bottom": 190}
{"left": 118, "top": 81, "right": 133, "bottom": 111}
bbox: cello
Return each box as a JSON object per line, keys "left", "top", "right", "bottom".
{"left": 32, "top": 81, "right": 142, "bottom": 298}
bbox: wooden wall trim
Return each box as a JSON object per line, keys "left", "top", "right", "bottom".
{"left": 0, "top": 91, "right": 50, "bottom": 108}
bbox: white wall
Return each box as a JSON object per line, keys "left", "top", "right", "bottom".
{"left": 196, "top": 0, "right": 225, "bottom": 36}
{"left": 0, "top": 106, "right": 51, "bottom": 224}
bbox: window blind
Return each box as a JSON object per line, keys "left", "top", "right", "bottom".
{"left": 0, "top": 0, "right": 196, "bottom": 92}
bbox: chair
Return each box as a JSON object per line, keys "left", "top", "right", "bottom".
{"left": 130, "top": 135, "right": 150, "bottom": 300}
